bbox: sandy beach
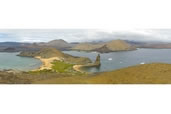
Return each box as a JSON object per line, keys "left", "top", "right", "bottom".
{"left": 34, "top": 56, "right": 61, "bottom": 71}
{"left": 73, "top": 65, "right": 84, "bottom": 73}
{"left": 33, "top": 56, "right": 86, "bottom": 73}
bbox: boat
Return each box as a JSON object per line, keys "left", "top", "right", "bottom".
{"left": 140, "top": 62, "right": 145, "bottom": 64}
{"left": 108, "top": 58, "right": 112, "bottom": 61}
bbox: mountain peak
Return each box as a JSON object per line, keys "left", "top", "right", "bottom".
{"left": 48, "top": 39, "right": 68, "bottom": 43}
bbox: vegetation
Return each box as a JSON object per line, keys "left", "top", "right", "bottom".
{"left": 28, "top": 69, "right": 54, "bottom": 75}
{"left": 2, "top": 63, "right": 171, "bottom": 84}
{"left": 51, "top": 60, "right": 74, "bottom": 73}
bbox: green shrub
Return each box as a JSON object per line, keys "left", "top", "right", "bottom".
{"left": 51, "top": 60, "right": 74, "bottom": 73}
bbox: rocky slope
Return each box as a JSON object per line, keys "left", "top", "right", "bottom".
{"left": 87, "top": 63, "right": 171, "bottom": 84}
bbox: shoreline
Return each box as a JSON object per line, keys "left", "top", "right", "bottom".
{"left": 33, "top": 56, "right": 61, "bottom": 71}
{"left": 73, "top": 65, "right": 84, "bottom": 73}
{"left": 33, "top": 56, "right": 86, "bottom": 73}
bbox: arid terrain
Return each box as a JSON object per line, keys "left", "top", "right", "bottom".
{"left": 1, "top": 63, "right": 171, "bottom": 84}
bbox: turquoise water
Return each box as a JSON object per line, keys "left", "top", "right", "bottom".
{"left": 63, "top": 49, "right": 171, "bottom": 72}
{"left": 0, "top": 52, "right": 42, "bottom": 71}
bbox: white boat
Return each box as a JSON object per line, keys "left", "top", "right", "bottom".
{"left": 108, "top": 58, "right": 112, "bottom": 61}
{"left": 140, "top": 62, "right": 145, "bottom": 64}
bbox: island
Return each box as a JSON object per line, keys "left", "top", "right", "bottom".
{"left": 72, "top": 40, "right": 137, "bottom": 53}
{"left": 18, "top": 48, "right": 101, "bottom": 73}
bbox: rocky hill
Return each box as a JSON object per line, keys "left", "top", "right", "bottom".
{"left": 37, "top": 39, "right": 74, "bottom": 50}
{"left": 72, "top": 43, "right": 104, "bottom": 51}
{"left": 105, "top": 40, "right": 136, "bottom": 51}
{"left": 72, "top": 40, "right": 136, "bottom": 53}
{"left": 19, "top": 48, "right": 65, "bottom": 58}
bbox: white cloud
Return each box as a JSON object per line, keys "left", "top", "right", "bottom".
{"left": 0, "top": 29, "right": 171, "bottom": 42}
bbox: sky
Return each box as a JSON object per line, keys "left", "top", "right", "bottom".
{"left": 0, "top": 29, "right": 171, "bottom": 43}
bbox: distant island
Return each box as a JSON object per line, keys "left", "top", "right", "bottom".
{"left": 72, "top": 40, "right": 136, "bottom": 53}
{"left": 0, "top": 39, "right": 137, "bottom": 53}
{"left": 3, "top": 39, "right": 171, "bottom": 53}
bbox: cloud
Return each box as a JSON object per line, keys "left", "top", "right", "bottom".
{"left": 0, "top": 29, "right": 171, "bottom": 42}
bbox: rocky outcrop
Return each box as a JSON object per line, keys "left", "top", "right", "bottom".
{"left": 93, "top": 45, "right": 112, "bottom": 53}
{"left": 81, "top": 54, "right": 101, "bottom": 68}
{"left": 94, "top": 54, "right": 101, "bottom": 66}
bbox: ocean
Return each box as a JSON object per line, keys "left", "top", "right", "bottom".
{"left": 63, "top": 48, "right": 171, "bottom": 72}
{"left": 0, "top": 52, "right": 42, "bottom": 71}
{"left": 1, "top": 49, "right": 171, "bottom": 72}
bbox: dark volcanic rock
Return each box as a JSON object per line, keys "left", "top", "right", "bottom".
{"left": 94, "top": 54, "right": 101, "bottom": 66}
{"left": 93, "top": 45, "right": 112, "bottom": 53}
{"left": 3, "top": 47, "right": 17, "bottom": 52}
{"left": 82, "top": 54, "right": 101, "bottom": 68}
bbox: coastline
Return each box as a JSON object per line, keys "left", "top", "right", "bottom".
{"left": 33, "top": 56, "right": 61, "bottom": 71}
{"left": 73, "top": 65, "right": 84, "bottom": 73}
{"left": 33, "top": 56, "right": 86, "bottom": 73}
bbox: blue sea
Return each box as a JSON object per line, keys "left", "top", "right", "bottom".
{"left": 1, "top": 49, "right": 171, "bottom": 72}
{"left": 0, "top": 52, "right": 42, "bottom": 71}
{"left": 64, "top": 48, "right": 171, "bottom": 72}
